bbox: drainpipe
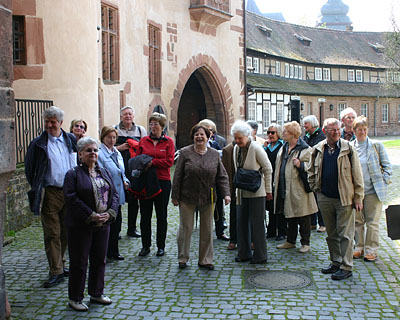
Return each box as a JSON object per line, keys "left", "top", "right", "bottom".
{"left": 374, "top": 96, "right": 379, "bottom": 136}
{"left": 243, "top": 0, "right": 247, "bottom": 120}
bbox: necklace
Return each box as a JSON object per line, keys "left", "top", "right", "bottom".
{"left": 194, "top": 146, "right": 207, "bottom": 155}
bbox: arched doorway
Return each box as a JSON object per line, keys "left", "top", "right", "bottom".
{"left": 176, "top": 67, "right": 226, "bottom": 148}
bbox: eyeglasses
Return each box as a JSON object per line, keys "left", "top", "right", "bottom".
{"left": 327, "top": 128, "right": 341, "bottom": 132}
{"left": 267, "top": 131, "right": 276, "bottom": 135}
{"left": 149, "top": 122, "right": 160, "bottom": 127}
{"left": 74, "top": 124, "right": 85, "bottom": 129}
{"left": 84, "top": 148, "right": 98, "bottom": 153}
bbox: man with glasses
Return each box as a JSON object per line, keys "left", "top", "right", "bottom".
{"left": 308, "top": 118, "right": 364, "bottom": 280}
{"left": 340, "top": 107, "right": 357, "bottom": 141}
{"left": 25, "top": 106, "right": 78, "bottom": 288}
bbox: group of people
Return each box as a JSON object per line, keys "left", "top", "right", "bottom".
{"left": 24, "top": 105, "right": 392, "bottom": 312}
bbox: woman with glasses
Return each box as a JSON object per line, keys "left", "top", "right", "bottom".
{"left": 274, "top": 121, "right": 318, "bottom": 253}
{"left": 64, "top": 137, "right": 119, "bottom": 311}
{"left": 137, "top": 113, "right": 175, "bottom": 257}
{"left": 69, "top": 119, "right": 87, "bottom": 141}
{"left": 263, "top": 124, "right": 286, "bottom": 241}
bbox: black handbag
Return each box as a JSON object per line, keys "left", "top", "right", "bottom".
{"left": 297, "top": 149, "right": 312, "bottom": 193}
{"left": 233, "top": 167, "right": 262, "bottom": 193}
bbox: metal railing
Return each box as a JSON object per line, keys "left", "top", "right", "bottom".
{"left": 15, "top": 99, "right": 53, "bottom": 164}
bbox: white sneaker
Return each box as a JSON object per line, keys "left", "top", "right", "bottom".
{"left": 299, "top": 245, "right": 310, "bottom": 253}
{"left": 68, "top": 300, "right": 88, "bottom": 311}
{"left": 90, "top": 295, "right": 112, "bottom": 305}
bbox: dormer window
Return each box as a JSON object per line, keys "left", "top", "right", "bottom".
{"left": 294, "top": 33, "right": 312, "bottom": 46}
{"left": 368, "top": 42, "right": 385, "bottom": 53}
{"left": 256, "top": 24, "right": 272, "bottom": 37}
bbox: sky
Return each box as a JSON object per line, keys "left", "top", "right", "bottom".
{"left": 250, "top": 0, "right": 399, "bottom": 32}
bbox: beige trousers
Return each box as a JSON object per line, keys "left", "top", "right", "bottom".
{"left": 355, "top": 193, "right": 382, "bottom": 255}
{"left": 177, "top": 201, "right": 214, "bottom": 265}
{"left": 41, "top": 187, "right": 67, "bottom": 275}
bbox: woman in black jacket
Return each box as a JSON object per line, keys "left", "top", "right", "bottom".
{"left": 64, "top": 137, "right": 119, "bottom": 312}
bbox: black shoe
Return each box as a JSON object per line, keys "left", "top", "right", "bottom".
{"left": 112, "top": 254, "right": 125, "bottom": 261}
{"left": 198, "top": 263, "right": 214, "bottom": 270}
{"left": 321, "top": 263, "right": 340, "bottom": 274}
{"left": 127, "top": 229, "right": 141, "bottom": 238}
{"left": 250, "top": 259, "right": 267, "bottom": 264}
{"left": 43, "top": 274, "right": 64, "bottom": 288}
{"left": 156, "top": 248, "right": 165, "bottom": 256}
{"left": 223, "top": 220, "right": 228, "bottom": 229}
{"left": 118, "top": 235, "right": 122, "bottom": 240}
{"left": 179, "top": 262, "right": 187, "bottom": 269}
{"left": 331, "top": 269, "right": 352, "bottom": 280}
{"left": 63, "top": 268, "right": 69, "bottom": 277}
{"left": 217, "top": 234, "right": 230, "bottom": 241}
{"left": 275, "top": 235, "right": 286, "bottom": 241}
{"left": 234, "top": 256, "right": 252, "bottom": 262}
{"left": 266, "top": 234, "right": 276, "bottom": 239}
{"left": 138, "top": 247, "right": 150, "bottom": 256}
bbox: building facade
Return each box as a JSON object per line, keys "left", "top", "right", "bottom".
{"left": 245, "top": 11, "right": 400, "bottom": 136}
{"left": 11, "top": 0, "right": 245, "bottom": 150}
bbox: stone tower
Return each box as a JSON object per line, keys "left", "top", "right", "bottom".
{"left": 317, "top": 0, "right": 353, "bottom": 31}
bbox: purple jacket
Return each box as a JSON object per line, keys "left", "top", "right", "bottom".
{"left": 63, "top": 164, "right": 119, "bottom": 228}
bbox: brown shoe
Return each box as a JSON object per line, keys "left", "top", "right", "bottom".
{"left": 227, "top": 243, "right": 236, "bottom": 250}
{"left": 353, "top": 250, "right": 363, "bottom": 259}
{"left": 317, "top": 226, "right": 326, "bottom": 233}
{"left": 277, "top": 241, "right": 296, "bottom": 249}
{"left": 311, "top": 225, "right": 317, "bottom": 230}
{"left": 364, "top": 253, "right": 377, "bottom": 262}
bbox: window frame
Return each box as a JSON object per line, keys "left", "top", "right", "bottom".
{"left": 284, "top": 63, "right": 289, "bottom": 78}
{"left": 315, "top": 67, "right": 322, "bottom": 81}
{"left": 356, "top": 70, "right": 363, "bottom": 82}
{"left": 253, "top": 57, "right": 259, "bottom": 73}
{"left": 361, "top": 103, "right": 368, "bottom": 117}
{"left": 298, "top": 66, "right": 303, "bottom": 80}
{"left": 338, "top": 103, "right": 347, "bottom": 118}
{"left": 246, "top": 56, "right": 253, "bottom": 72}
{"left": 348, "top": 69, "right": 355, "bottom": 82}
{"left": 148, "top": 23, "right": 162, "bottom": 90}
{"left": 323, "top": 68, "right": 330, "bottom": 81}
{"left": 262, "top": 101, "right": 271, "bottom": 132}
{"left": 277, "top": 102, "right": 284, "bottom": 126}
{"left": 248, "top": 100, "right": 256, "bottom": 121}
{"left": 289, "top": 64, "right": 294, "bottom": 79}
{"left": 382, "top": 104, "right": 389, "bottom": 123}
{"left": 12, "top": 15, "right": 26, "bottom": 65}
{"left": 275, "top": 61, "right": 281, "bottom": 76}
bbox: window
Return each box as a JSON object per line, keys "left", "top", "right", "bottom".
{"left": 323, "top": 68, "right": 330, "bottom": 81}
{"left": 361, "top": 103, "right": 368, "bottom": 117}
{"left": 308, "top": 102, "right": 312, "bottom": 114}
{"left": 248, "top": 101, "right": 256, "bottom": 120}
{"left": 263, "top": 102, "right": 270, "bottom": 131}
{"left": 382, "top": 104, "right": 389, "bottom": 123}
{"left": 348, "top": 70, "right": 355, "bottom": 82}
{"left": 277, "top": 102, "right": 284, "bottom": 125}
{"left": 387, "top": 71, "right": 400, "bottom": 83}
{"left": 246, "top": 57, "right": 253, "bottom": 72}
{"left": 289, "top": 64, "right": 294, "bottom": 78}
{"left": 101, "top": 4, "right": 119, "bottom": 82}
{"left": 315, "top": 68, "right": 322, "bottom": 81}
{"left": 356, "top": 70, "right": 363, "bottom": 82}
{"left": 298, "top": 66, "right": 303, "bottom": 80}
{"left": 338, "top": 103, "right": 346, "bottom": 118}
{"left": 12, "top": 16, "right": 26, "bottom": 65}
{"left": 275, "top": 61, "right": 281, "bottom": 76}
{"left": 253, "top": 58, "right": 259, "bottom": 73}
{"left": 294, "top": 65, "right": 299, "bottom": 79}
{"left": 149, "top": 24, "right": 161, "bottom": 89}
{"left": 285, "top": 63, "right": 289, "bottom": 78}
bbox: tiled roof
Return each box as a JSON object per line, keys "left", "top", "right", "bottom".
{"left": 247, "top": 73, "right": 400, "bottom": 98}
{"left": 246, "top": 11, "right": 390, "bottom": 68}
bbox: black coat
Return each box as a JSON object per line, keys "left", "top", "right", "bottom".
{"left": 303, "top": 127, "right": 326, "bottom": 148}
{"left": 128, "top": 155, "right": 161, "bottom": 199}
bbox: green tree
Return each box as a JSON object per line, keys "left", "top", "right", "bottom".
{"left": 384, "top": 16, "right": 400, "bottom": 89}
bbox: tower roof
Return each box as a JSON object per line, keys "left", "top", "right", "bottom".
{"left": 317, "top": 0, "right": 352, "bottom": 31}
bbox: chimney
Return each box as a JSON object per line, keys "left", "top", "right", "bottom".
{"left": 346, "top": 25, "right": 353, "bottom": 31}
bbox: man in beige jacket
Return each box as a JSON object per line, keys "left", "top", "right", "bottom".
{"left": 308, "top": 118, "right": 364, "bottom": 280}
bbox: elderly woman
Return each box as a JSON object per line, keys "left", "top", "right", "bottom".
{"left": 69, "top": 119, "right": 87, "bottom": 141}
{"left": 98, "top": 126, "right": 130, "bottom": 261}
{"left": 232, "top": 120, "right": 272, "bottom": 264}
{"left": 263, "top": 123, "right": 286, "bottom": 241}
{"left": 64, "top": 137, "right": 119, "bottom": 311}
{"left": 172, "top": 124, "right": 230, "bottom": 270}
{"left": 340, "top": 107, "right": 357, "bottom": 141}
{"left": 275, "top": 121, "right": 318, "bottom": 253}
{"left": 137, "top": 112, "right": 175, "bottom": 257}
{"left": 351, "top": 116, "right": 392, "bottom": 262}
{"left": 303, "top": 115, "right": 326, "bottom": 233}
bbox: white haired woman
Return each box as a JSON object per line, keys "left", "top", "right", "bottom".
{"left": 340, "top": 107, "right": 357, "bottom": 141}
{"left": 232, "top": 120, "right": 273, "bottom": 264}
{"left": 351, "top": 116, "right": 392, "bottom": 262}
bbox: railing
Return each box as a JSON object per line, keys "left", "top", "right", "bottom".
{"left": 15, "top": 99, "right": 53, "bottom": 164}
{"left": 190, "top": 0, "right": 230, "bottom": 13}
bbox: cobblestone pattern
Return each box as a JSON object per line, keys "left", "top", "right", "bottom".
{"left": 4, "top": 149, "right": 400, "bottom": 319}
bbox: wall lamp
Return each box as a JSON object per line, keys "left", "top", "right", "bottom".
{"left": 329, "top": 104, "right": 334, "bottom": 111}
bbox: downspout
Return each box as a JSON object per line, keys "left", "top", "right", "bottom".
{"left": 374, "top": 96, "right": 379, "bottom": 136}
{"left": 243, "top": 0, "right": 247, "bottom": 120}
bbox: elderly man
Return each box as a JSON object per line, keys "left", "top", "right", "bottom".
{"left": 308, "top": 118, "right": 364, "bottom": 280}
{"left": 246, "top": 120, "right": 265, "bottom": 146}
{"left": 340, "top": 107, "right": 357, "bottom": 141}
{"left": 115, "top": 106, "right": 147, "bottom": 238}
{"left": 25, "top": 106, "right": 78, "bottom": 288}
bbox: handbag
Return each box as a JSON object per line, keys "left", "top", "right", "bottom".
{"left": 297, "top": 149, "right": 312, "bottom": 193}
{"left": 233, "top": 167, "right": 262, "bottom": 193}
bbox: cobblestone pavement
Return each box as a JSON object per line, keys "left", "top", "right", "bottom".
{"left": 4, "top": 147, "right": 400, "bottom": 320}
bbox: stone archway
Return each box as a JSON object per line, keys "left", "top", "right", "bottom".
{"left": 169, "top": 54, "right": 234, "bottom": 148}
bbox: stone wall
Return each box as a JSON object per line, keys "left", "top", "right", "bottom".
{"left": 5, "top": 166, "right": 37, "bottom": 234}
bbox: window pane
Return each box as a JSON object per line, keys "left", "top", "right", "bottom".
{"left": 263, "top": 102, "right": 270, "bottom": 132}
{"left": 248, "top": 101, "right": 256, "bottom": 120}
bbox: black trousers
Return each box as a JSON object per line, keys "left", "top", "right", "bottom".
{"left": 214, "top": 187, "right": 225, "bottom": 237}
{"left": 266, "top": 199, "right": 287, "bottom": 237}
{"left": 127, "top": 192, "right": 139, "bottom": 232}
{"left": 229, "top": 196, "right": 237, "bottom": 243}
{"left": 310, "top": 193, "right": 325, "bottom": 227}
{"left": 107, "top": 206, "right": 122, "bottom": 258}
{"left": 287, "top": 215, "right": 311, "bottom": 246}
{"left": 139, "top": 180, "right": 171, "bottom": 250}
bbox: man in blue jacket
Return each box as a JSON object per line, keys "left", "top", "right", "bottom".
{"left": 25, "top": 106, "right": 78, "bottom": 288}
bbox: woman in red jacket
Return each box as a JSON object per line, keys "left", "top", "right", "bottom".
{"left": 137, "top": 112, "right": 175, "bottom": 257}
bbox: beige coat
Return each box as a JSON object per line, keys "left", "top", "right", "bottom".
{"left": 307, "top": 138, "right": 364, "bottom": 206}
{"left": 233, "top": 141, "right": 272, "bottom": 199}
{"left": 273, "top": 142, "right": 318, "bottom": 219}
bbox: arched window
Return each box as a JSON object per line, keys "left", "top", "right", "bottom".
{"left": 153, "top": 105, "right": 164, "bottom": 114}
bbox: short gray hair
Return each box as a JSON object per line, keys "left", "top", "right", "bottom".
{"left": 43, "top": 106, "right": 64, "bottom": 121}
{"left": 231, "top": 120, "right": 251, "bottom": 137}
{"left": 77, "top": 136, "right": 99, "bottom": 152}
{"left": 323, "top": 118, "right": 341, "bottom": 129}
{"left": 120, "top": 105, "right": 135, "bottom": 116}
{"left": 340, "top": 107, "right": 357, "bottom": 120}
{"left": 246, "top": 120, "right": 258, "bottom": 131}
{"left": 268, "top": 123, "right": 283, "bottom": 138}
{"left": 303, "top": 115, "right": 319, "bottom": 128}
